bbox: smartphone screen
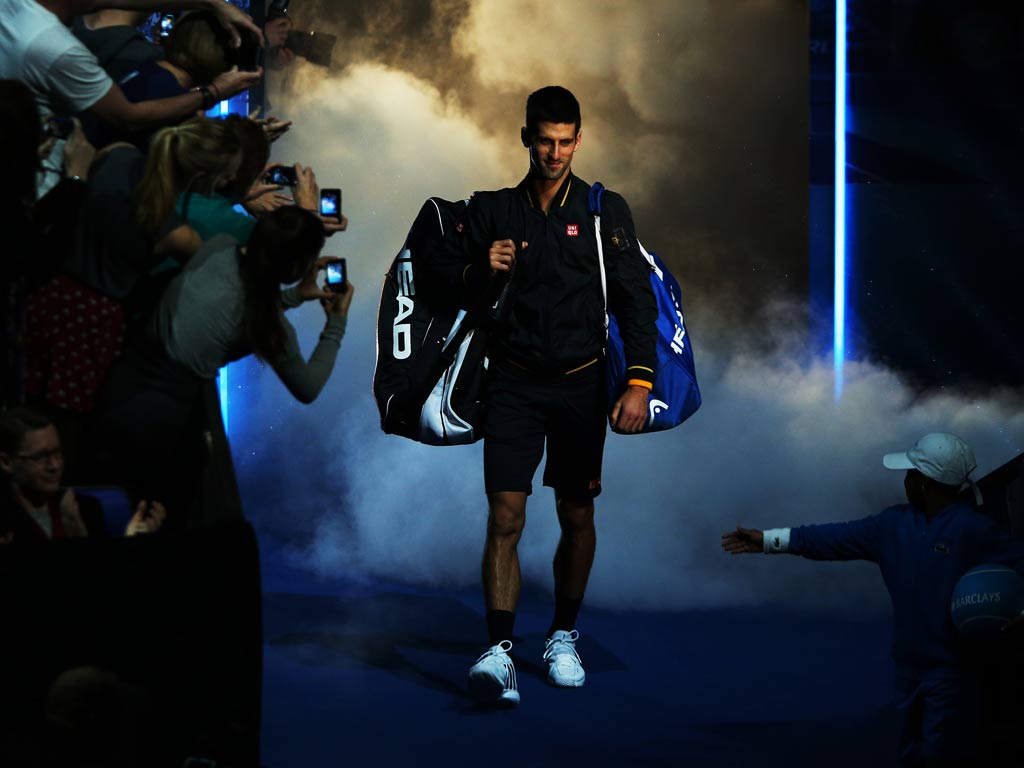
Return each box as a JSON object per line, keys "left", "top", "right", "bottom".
{"left": 159, "top": 13, "right": 175, "bottom": 39}
{"left": 319, "top": 188, "right": 341, "bottom": 218}
{"left": 325, "top": 260, "right": 347, "bottom": 292}
{"left": 265, "top": 166, "right": 298, "bottom": 186}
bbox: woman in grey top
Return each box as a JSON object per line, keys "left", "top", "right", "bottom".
{"left": 94, "top": 207, "right": 353, "bottom": 526}
{"left": 156, "top": 207, "right": 351, "bottom": 399}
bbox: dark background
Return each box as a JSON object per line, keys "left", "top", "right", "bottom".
{"left": 811, "top": 0, "right": 1024, "bottom": 388}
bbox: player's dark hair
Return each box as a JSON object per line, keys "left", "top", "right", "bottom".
{"left": 525, "top": 86, "right": 581, "bottom": 138}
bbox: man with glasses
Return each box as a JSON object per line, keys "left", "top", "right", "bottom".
{"left": 0, "top": 407, "right": 162, "bottom": 543}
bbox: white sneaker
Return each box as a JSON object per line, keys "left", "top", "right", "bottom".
{"left": 468, "top": 640, "right": 519, "bottom": 705}
{"left": 543, "top": 629, "right": 585, "bottom": 688}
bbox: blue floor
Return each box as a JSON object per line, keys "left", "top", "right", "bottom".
{"left": 258, "top": 539, "right": 900, "bottom": 767}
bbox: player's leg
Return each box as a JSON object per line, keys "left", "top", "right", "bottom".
{"left": 483, "top": 490, "right": 528, "bottom": 630}
{"left": 551, "top": 494, "right": 595, "bottom": 634}
{"left": 469, "top": 365, "right": 545, "bottom": 705}
{"left": 539, "top": 363, "right": 605, "bottom": 688}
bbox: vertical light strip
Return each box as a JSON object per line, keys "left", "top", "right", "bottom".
{"left": 833, "top": 0, "right": 847, "bottom": 400}
{"left": 220, "top": 367, "right": 229, "bottom": 432}
{"left": 218, "top": 99, "right": 229, "bottom": 430}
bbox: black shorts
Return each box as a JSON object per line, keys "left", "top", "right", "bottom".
{"left": 483, "top": 358, "right": 608, "bottom": 501}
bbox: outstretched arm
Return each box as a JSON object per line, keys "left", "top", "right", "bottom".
{"left": 721, "top": 525, "right": 764, "bottom": 554}
{"left": 724, "top": 516, "right": 883, "bottom": 562}
{"left": 269, "top": 283, "right": 354, "bottom": 404}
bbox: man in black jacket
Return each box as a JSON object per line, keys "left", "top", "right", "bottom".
{"left": 441, "top": 86, "right": 657, "bottom": 706}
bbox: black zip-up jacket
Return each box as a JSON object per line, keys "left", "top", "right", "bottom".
{"left": 432, "top": 172, "right": 658, "bottom": 387}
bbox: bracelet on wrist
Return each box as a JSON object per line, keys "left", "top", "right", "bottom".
{"left": 627, "top": 379, "right": 654, "bottom": 391}
{"left": 190, "top": 85, "right": 217, "bottom": 111}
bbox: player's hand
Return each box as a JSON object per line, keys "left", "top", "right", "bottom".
{"left": 721, "top": 526, "right": 764, "bottom": 554}
{"left": 488, "top": 239, "right": 526, "bottom": 275}
{"left": 610, "top": 385, "right": 649, "bottom": 433}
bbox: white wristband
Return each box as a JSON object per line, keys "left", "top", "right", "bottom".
{"left": 763, "top": 528, "right": 790, "bottom": 554}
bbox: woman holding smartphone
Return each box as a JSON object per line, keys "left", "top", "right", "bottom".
{"left": 93, "top": 206, "right": 353, "bottom": 526}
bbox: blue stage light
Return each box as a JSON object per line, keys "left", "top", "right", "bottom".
{"left": 209, "top": 89, "right": 253, "bottom": 435}
{"left": 834, "top": 0, "right": 847, "bottom": 400}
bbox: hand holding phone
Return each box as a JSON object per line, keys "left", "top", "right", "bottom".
{"left": 325, "top": 258, "right": 348, "bottom": 293}
{"left": 319, "top": 188, "right": 341, "bottom": 218}
{"left": 264, "top": 165, "right": 298, "bottom": 186}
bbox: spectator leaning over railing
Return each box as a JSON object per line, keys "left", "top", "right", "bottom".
{"left": 89, "top": 9, "right": 260, "bottom": 148}
{"left": 0, "top": 407, "right": 164, "bottom": 546}
{"left": 177, "top": 114, "right": 346, "bottom": 244}
{"left": 94, "top": 206, "right": 354, "bottom": 526}
{"left": 0, "top": 0, "right": 262, "bottom": 196}
{"left": 175, "top": 112, "right": 269, "bottom": 244}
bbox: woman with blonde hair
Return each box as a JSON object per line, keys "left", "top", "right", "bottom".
{"left": 90, "top": 9, "right": 256, "bottom": 148}
{"left": 135, "top": 115, "right": 241, "bottom": 237}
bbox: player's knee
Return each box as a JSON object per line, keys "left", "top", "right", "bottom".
{"left": 556, "top": 497, "right": 595, "bottom": 532}
{"left": 487, "top": 494, "right": 526, "bottom": 538}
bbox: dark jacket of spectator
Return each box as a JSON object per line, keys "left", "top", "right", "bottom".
{"left": 71, "top": 13, "right": 161, "bottom": 83}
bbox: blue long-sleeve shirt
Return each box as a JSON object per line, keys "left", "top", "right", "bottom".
{"left": 790, "top": 501, "right": 1024, "bottom": 679}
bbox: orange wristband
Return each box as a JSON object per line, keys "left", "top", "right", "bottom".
{"left": 627, "top": 379, "right": 653, "bottom": 391}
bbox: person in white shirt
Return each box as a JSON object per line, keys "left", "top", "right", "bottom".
{"left": 0, "top": 0, "right": 263, "bottom": 193}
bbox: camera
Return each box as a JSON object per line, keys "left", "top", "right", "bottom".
{"left": 319, "top": 188, "right": 341, "bottom": 218}
{"left": 44, "top": 115, "right": 74, "bottom": 140}
{"left": 264, "top": 166, "right": 298, "bottom": 187}
{"left": 325, "top": 259, "right": 347, "bottom": 292}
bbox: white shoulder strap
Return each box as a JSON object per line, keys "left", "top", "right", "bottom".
{"left": 594, "top": 212, "right": 609, "bottom": 342}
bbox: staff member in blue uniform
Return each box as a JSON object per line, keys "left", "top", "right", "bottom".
{"left": 722, "top": 433, "right": 1024, "bottom": 766}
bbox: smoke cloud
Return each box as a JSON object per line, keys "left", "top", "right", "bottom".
{"left": 233, "top": 1, "right": 1024, "bottom": 615}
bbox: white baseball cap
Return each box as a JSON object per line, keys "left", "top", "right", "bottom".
{"left": 882, "top": 432, "right": 977, "bottom": 487}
